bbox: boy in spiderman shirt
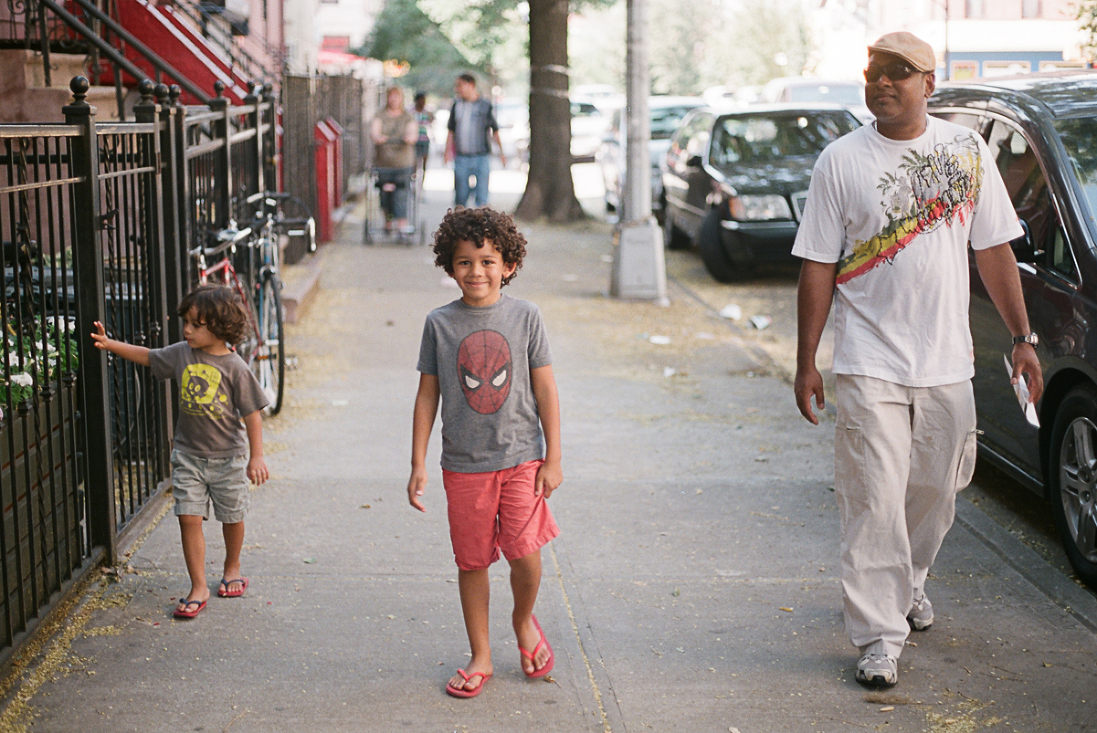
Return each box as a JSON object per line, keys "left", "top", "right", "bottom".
{"left": 407, "top": 207, "right": 562, "bottom": 699}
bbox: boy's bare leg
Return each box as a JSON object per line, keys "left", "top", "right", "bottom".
{"left": 177, "top": 515, "right": 209, "bottom": 610}
{"left": 451, "top": 568, "right": 493, "bottom": 692}
{"left": 222, "top": 521, "right": 245, "bottom": 583}
{"left": 510, "top": 549, "right": 551, "bottom": 675}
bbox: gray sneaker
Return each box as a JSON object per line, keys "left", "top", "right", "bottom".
{"left": 856, "top": 652, "right": 899, "bottom": 687}
{"left": 907, "top": 593, "right": 934, "bottom": 631}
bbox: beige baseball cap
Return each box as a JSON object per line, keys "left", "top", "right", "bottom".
{"left": 868, "top": 32, "right": 937, "bottom": 73}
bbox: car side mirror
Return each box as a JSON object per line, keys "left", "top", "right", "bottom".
{"left": 686, "top": 154, "right": 703, "bottom": 168}
{"left": 1010, "top": 219, "right": 1043, "bottom": 263}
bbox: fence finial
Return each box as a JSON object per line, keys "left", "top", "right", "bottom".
{"left": 138, "top": 79, "right": 156, "bottom": 105}
{"left": 169, "top": 85, "right": 182, "bottom": 107}
{"left": 69, "top": 76, "right": 90, "bottom": 106}
{"left": 214, "top": 81, "right": 225, "bottom": 98}
{"left": 155, "top": 83, "right": 170, "bottom": 104}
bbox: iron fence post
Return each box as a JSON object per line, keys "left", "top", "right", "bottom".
{"left": 63, "top": 76, "right": 117, "bottom": 564}
{"left": 263, "top": 83, "right": 278, "bottom": 192}
{"left": 246, "top": 82, "right": 264, "bottom": 199}
{"left": 168, "top": 86, "right": 193, "bottom": 296}
{"left": 134, "top": 81, "right": 173, "bottom": 473}
{"left": 210, "top": 82, "right": 231, "bottom": 227}
{"left": 153, "top": 84, "right": 184, "bottom": 343}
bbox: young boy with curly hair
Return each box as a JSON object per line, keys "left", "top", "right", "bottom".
{"left": 92, "top": 284, "right": 269, "bottom": 619}
{"left": 408, "top": 207, "right": 562, "bottom": 698}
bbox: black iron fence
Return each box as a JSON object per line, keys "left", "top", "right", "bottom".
{"left": 281, "top": 72, "right": 369, "bottom": 264}
{"left": 0, "top": 75, "right": 276, "bottom": 661}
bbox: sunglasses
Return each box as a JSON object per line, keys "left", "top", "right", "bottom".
{"left": 863, "top": 62, "right": 918, "bottom": 83}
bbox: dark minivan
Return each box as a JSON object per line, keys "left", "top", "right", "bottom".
{"left": 928, "top": 72, "right": 1097, "bottom": 587}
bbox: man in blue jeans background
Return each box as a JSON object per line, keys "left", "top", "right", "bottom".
{"left": 445, "top": 73, "right": 506, "bottom": 208}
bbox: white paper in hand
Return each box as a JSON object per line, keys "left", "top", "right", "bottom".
{"left": 1004, "top": 354, "right": 1040, "bottom": 428}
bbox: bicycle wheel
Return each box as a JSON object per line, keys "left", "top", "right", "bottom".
{"left": 251, "top": 271, "right": 285, "bottom": 415}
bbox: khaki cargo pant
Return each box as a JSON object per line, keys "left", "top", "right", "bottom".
{"left": 834, "top": 375, "right": 978, "bottom": 658}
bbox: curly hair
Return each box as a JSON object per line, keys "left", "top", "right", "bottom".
{"left": 177, "top": 284, "right": 250, "bottom": 345}
{"left": 432, "top": 207, "right": 527, "bottom": 286}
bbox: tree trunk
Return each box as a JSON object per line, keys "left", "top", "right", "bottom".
{"left": 515, "top": 0, "right": 585, "bottom": 222}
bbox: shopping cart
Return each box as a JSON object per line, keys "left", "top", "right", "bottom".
{"left": 363, "top": 166, "right": 425, "bottom": 245}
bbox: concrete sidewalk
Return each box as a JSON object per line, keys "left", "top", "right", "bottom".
{"left": 3, "top": 170, "right": 1097, "bottom": 732}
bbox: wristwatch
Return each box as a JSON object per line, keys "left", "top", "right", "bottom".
{"left": 1012, "top": 333, "right": 1039, "bottom": 347}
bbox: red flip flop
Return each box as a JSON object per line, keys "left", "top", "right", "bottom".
{"left": 519, "top": 614, "right": 555, "bottom": 679}
{"left": 218, "top": 577, "right": 249, "bottom": 598}
{"left": 445, "top": 669, "right": 492, "bottom": 698}
{"left": 173, "top": 599, "right": 207, "bottom": 619}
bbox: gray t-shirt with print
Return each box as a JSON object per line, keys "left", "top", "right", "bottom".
{"left": 149, "top": 342, "right": 269, "bottom": 458}
{"left": 417, "top": 294, "right": 553, "bottom": 473}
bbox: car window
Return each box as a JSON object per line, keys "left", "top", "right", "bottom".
{"left": 986, "top": 120, "right": 1068, "bottom": 276}
{"left": 935, "top": 111, "right": 983, "bottom": 133}
{"left": 651, "top": 105, "right": 699, "bottom": 140}
{"left": 571, "top": 102, "right": 601, "bottom": 118}
{"left": 987, "top": 121, "right": 1045, "bottom": 209}
{"left": 1055, "top": 117, "right": 1097, "bottom": 246}
{"left": 681, "top": 113, "right": 712, "bottom": 160}
{"left": 710, "top": 112, "right": 858, "bottom": 166}
{"left": 1047, "top": 224, "right": 1077, "bottom": 279}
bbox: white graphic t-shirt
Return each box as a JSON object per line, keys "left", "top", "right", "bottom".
{"left": 792, "top": 116, "right": 1023, "bottom": 387}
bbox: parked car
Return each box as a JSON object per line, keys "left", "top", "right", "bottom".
{"left": 494, "top": 97, "right": 529, "bottom": 165}
{"left": 760, "top": 76, "right": 872, "bottom": 123}
{"left": 597, "top": 96, "right": 705, "bottom": 221}
{"left": 927, "top": 71, "right": 1097, "bottom": 588}
{"left": 661, "top": 103, "right": 861, "bottom": 281}
{"left": 513, "top": 99, "right": 610, "bottom": 164}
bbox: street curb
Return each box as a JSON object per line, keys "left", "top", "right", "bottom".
{"left": 954, "top": 495, "right": 1097, "bottom": 631}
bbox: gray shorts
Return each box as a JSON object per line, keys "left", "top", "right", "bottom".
{"left": 171, "top": 449, "right": 250, "bottom": 523}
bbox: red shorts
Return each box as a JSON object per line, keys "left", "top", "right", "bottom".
{"left": 442, "top": 460, "right": 560, "bottom": 571}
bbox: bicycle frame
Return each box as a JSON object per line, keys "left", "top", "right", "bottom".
{"left": 194, "top": 218, "right": 287, "bottom": 414}
{"left": 190, "top": 228, "right": 264, "bottom": 356}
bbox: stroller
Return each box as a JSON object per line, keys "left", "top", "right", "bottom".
{"left": 364, "top": 166, "right": 424, "bottom": 245}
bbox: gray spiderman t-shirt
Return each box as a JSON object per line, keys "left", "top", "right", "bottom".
{"left": 417, "top": 294, "right": 552, "bottom": 473}
{"left": 149, "top": 342, "right": 269, "bottom": 458}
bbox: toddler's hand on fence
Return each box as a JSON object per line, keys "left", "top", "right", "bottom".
{"left": 535, "top": 460, "right": 562, "bottom": 500}
{"left": 407, "top": 468, "right": 427, "bottom": 512}
{"left": 247, "top": 456, "right": 269, "bottom": 486}
{"left": 90, "top": 321, "right": 110, "bottom": 349}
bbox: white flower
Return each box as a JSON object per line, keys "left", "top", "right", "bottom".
{"left": 10, "top": 373, "right": 33, "bottom": 387}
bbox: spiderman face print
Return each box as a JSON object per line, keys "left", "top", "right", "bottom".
{"left": 457, "top": 330, "right": 512, "bottom": 414}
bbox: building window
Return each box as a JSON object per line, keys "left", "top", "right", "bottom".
{"left": 965, "top": 0, "right": 983, "bottom": 18}
{"left": 1022, "top": 0, "right": 1041, "bottom": 17}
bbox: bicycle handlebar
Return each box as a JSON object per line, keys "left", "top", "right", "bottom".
{"left": 191, "top": 225, "right": 254, "bottom": 258}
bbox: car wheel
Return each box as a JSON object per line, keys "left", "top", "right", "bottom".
{"left": 698, "top": 209, "right": 751, "bottom": 283}
{"left": 1049, "top": 384, "right": 1097, "bottom": 588}
{"left": 662, "top": 209, "right": 689, "bottom": 250}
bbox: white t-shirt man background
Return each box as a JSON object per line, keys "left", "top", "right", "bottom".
{"left": 792, "top": 116, "right": 1023, "bottom": 387}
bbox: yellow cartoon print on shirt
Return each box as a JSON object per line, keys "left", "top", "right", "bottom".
{"left": 180, "top": 363, "right": 227, "bottom": 419}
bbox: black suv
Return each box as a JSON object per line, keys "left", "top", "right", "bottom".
{"left": 928, "top": 72, "right": 1097, "bottom": 587}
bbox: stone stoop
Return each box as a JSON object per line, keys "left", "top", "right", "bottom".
{"left": 280, "top": 246, "right": 326, "bottom": 325}
{"left": 0, "top": 50, "right": 119, "bottom": 123}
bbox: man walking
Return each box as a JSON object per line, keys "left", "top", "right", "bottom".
{"left": 793, "top": 31, "right": 1043, "bottom": 688}
{"left": 446, "top": 73, "right": 506, "bottom": 208}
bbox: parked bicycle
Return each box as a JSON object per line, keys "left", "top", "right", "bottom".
{"left": 192, "top": 217, "right": 285, "bottom": 415}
